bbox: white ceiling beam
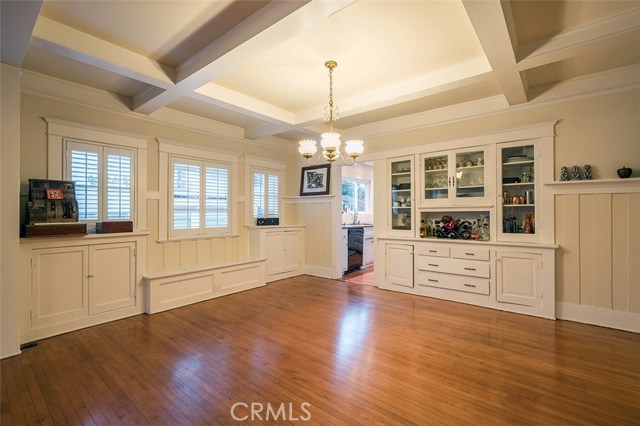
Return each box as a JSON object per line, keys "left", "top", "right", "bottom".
{"left": 30, "top": 16, "right": 175, "bottom": 88}
{"left": 244, "top": 122, "right": 317, "bottom": 141}
{"left": 517, "top": 8, "right": 640, "bottom": 71}
{"left": 0, "top": 0, "right": 43, "bottom": 67}
{"left": 132, "top": 0, "right": 357, "bottom": 115}
{"left": 462, "top": 0, "right": 528, "bottom": 105}
{"left": 193, "top": 82, "right": 294, "bottom": 124}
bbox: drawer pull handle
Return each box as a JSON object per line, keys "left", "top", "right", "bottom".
{"left": 428, "top": 279, "right": 439, "bottom": 283}
{"left": 464, "top": 267, "right": 476, "bottom": 271}
{"left": 464, "top": 252, "right": 475, "bottom": 256}
{"left": 428, "top": 263, "right": 439, "bottom": 267}
{"left": 428, "top": 250, "right": 437, "bottom": 253}
{"left": 463, "top": 283, "right": 476, "bottom": 288}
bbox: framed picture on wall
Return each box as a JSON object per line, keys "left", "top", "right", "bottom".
{"left": 300, "top": 164, "right": 331, "bottom": 196}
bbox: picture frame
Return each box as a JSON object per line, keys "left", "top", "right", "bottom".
{"left": 300, "top": 164, "right": 331, "bottom": 196}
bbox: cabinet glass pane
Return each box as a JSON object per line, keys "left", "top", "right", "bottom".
{"left": 455, "top": 150, "right": 484, "bottom": 199}
{"left": 390, "top": 160, "right": 412, "bottom": 231}
{"left": 423, "top": 155, "right": 448, "bottom": 201}
{"left": 501, "top": 145, "right": 535, "bottom": 234}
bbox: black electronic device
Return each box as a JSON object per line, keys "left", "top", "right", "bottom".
{"left": 256, "top": 217, "right": 279, "bottom": 226}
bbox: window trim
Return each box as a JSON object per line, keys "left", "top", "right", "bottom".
{"left": 244, "top": 156, "right": 285, "bottom": 226}
{"left": 45, "top": 118, "right": 148, "bottom": 231}
{"left": 158, "top": 140, "right": 238, "bottom": 241}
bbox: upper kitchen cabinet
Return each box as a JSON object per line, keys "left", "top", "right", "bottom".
{"left": 419, "top": 146, "right": 492, "bottom": 207}
{"left": 388, "top": 156, "right": 415, "bottom": 236}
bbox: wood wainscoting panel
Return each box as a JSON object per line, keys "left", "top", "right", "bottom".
{"left": 556, "top": 193, "right": 640, "bottom": 314}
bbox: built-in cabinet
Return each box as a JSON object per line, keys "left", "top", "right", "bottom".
{"left": 376, "top": 123, "right": 556, "bottom": 319}
{"left": 497, "top": 141, "right": 539, "bottom": 242}
{"left": 419, "top": 146, "right": 491, "bottom": 207}
{"left": 495, "top": 250, "right": 542, "bottom": 307}
{"left": 380, "top": 240, "right": 555, "bottom": 318}
{"left": 20, "top": 234, "right": 146, "bottom": 343}
{"left": 388, "top": 156, "right": 414, "bottom": 236}
{"left": 249, "top": 226, "right": 305, "bottom": 282}
{"left": 385, "top": 244, "right": 413, "bottom": 288}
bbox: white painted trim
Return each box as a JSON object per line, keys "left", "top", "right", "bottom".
{"left": 360, "top": 121, "right": 558, "bottom": 162}
{"left": 556, "top": 302, "right": 640, "bottom": 333}
{"left": 157, "top": 139, "right": 238, "bottom": 241}
{"left": 45, "top": 118, "right": 148, "bottom": 230}
{"left": 44, "top": 117, "right": 148, "bottom": 149}
{"left": 157, "top": 139, "right": 239, "bottom": 164}
{"left": 22, "top": 71, "right": 295, "bottom": 154}
{"left": 245, "top": 155, "right": 286, "bottom": 170}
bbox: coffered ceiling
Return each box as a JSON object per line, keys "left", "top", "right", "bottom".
{"left": 2, "top": 0, "right": 639, "bottom": 143}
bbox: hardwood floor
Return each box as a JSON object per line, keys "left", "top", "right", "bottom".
{"left": 2, "top": 276, "right": 639, "bottom": 425}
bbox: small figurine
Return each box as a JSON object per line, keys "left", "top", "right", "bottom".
{"left": 560, "top": 166, "right": 570, "bottom": 181}
{"left": 571, "top": 165, "right": 581, "bottom": 180}
{"left": 529, "top": 164, "right": 535, "bottom": 182}
{"left": 583, "top": 164, "right": 592, "bottom": 180}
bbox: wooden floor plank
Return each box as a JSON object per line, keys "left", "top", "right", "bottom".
{"left": 2, "top": 276, "right": 639, "bottom": 425}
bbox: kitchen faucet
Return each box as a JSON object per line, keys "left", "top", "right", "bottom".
{"left": 352, "top": 211, "right": 359, "bottom": 225}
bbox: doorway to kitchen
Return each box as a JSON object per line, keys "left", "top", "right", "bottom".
{"left": 340, "top": 161, "right": 375, "bottom": 278}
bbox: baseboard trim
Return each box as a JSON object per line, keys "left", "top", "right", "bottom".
{"left": 556, "top": 302, "right": 640, "bottom": 333}
{"left": 304, "top": 265, "right": 335, "bottom": 279}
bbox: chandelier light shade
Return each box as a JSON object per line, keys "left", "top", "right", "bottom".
{"left": 299, "top": 61, "right": 364, "bottom": 166}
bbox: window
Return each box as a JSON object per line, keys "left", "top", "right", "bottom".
{"left": 342, "top": 178, "right": 370, "bottom": 213}
{"left": 252, "top": 169, "right": 279, "bottom": 219}
{"left": 65, "top": 140, "right": 134, "bottom": 223}
{"left": 170, "top": 157, "right": 230, "bottom": 236}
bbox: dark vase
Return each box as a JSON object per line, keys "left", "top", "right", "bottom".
{"left": 617, "top": 167, "right": 632, "bottom": 179}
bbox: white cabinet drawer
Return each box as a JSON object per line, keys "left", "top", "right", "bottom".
{"left": 416, "top": 271, "right": 490, "bottom": 295}
{"left": 451, "top": 247, "right": 490, "bottom": 261}
{"left": 414, "top": 244, "right": 449, "bottom": 258}
{"left": 416, "top": 256, "right": 490, "bottom": 278}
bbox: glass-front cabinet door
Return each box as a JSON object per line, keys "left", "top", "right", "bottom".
{"left": 420, "top": 147, "right": 490, "bottom": 207}
{"left": 497, "top": 141, "right": 538, "bottom": 242}
{"left": 389, "top": 156, "right": 414, "bottom": 236}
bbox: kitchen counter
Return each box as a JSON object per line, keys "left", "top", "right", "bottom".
{"left": 342, "top": 224, "right": 373, "bottom": 229}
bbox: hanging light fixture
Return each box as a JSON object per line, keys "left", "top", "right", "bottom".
{"left": 298, "top": 60, "right": 364, "bottom": 166}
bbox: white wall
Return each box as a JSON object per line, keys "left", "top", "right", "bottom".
{"left": 1, "top": 64, "right": 22, "bottom": 358}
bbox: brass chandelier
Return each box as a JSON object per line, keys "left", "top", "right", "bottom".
{"left": 298, "top": 61, "right": 364, "bottom": 165}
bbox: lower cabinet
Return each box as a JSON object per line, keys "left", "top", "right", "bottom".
{"left": 20, "top": 235, "right": 145, "bottom": 342}
{"left": 249, "top": 226, "right": 305, "bottom": 282}
{"left": 380, "top": 239, "right": 555, "bottom": 319}
{"left": 385, "top": 244, "right": 414, "bottom": 288}
{"left": 496, "top": 250, "right": 541, "bottom": 307}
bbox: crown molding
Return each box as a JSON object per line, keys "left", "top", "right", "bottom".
{"left": 343, "top": 64, "right": 640, "bottom": 141}
{"left": 20, "top": 69, "right": 295, "bottom": 154}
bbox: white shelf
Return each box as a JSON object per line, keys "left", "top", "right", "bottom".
{"left": 425, "top": 187, "right": 447, "bottom": 191}
{"left": 457, "top": 185, "right": 484, "bottom": 189}
{"left": 502, "top": 160, "right": 534, "bottom": 166}
{"left": 424, "top": 169, "right": 448, "bottom": 174}
{"left": 456, "top": 165, "right": 484, "bottom": 170}
{"left": 544, "top": 177, "right": 640, "bottom": 194}
{"left": 391, "top": 189, "right": 411, "bottom": 193}
{"left": 503, "top": 182, "right": 534, "bottom": 187}
{"left": 391, "top": 172, "right": 411, "bottom": 176}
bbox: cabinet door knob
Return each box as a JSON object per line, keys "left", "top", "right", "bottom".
{"left": 87, "top": 275, "right": 94, "bottom": 278}
{"left": 464, "top": 267, "right": 476, "bottom": 271}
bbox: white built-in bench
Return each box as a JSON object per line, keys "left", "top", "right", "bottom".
{"left": 143, "top": 258, "right": 266, "bottom": 314}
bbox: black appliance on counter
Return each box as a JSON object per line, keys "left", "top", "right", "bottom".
{"left": 23, "top": 179, "right": 86, "bottom": 237}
